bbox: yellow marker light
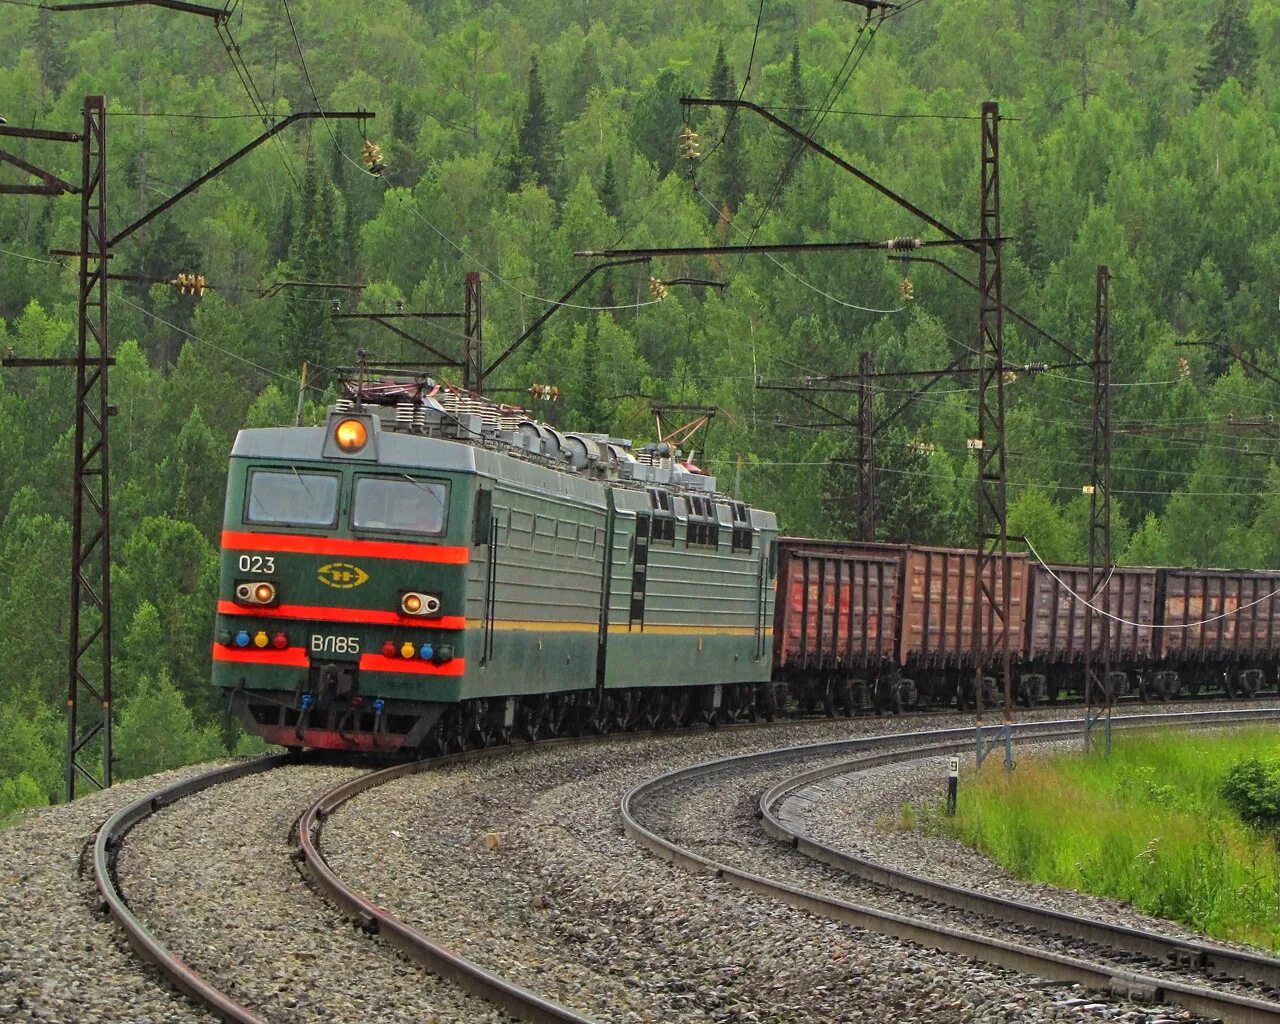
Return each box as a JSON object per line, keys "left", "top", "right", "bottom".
{"left": 399, "top": 641, "right": 416, "bottom": 659}
{"left": 335, "top": 417, "right": 369, "bottom": 453}
{"left": 253, "top": 631, "right": 269, "bottom": 649}
{"left": 402, "top": 593, "right": 424, "bottom": 614}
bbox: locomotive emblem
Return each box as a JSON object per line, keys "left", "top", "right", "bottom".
{"left": 317, "top": 562, "right": 370, "bottom": 589}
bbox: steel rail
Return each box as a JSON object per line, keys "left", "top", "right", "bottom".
{"left": 295, "top": 745, "right": 599, "bottom": 1024}
{"left": 759, "top": 718, "right": 1280, "bottom": 992}
{"left": 620, "top": 709, "right": 1280, "bottom": 1024}
{"left": 93, "top": 754, "right": 294, "bottom": 1024}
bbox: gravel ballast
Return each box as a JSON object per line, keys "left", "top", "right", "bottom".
{"left": 0, "top": 703, "right": 1261, "bottom": 1023}
{"left": 322, "top": 707, "right": 1240, "bottom": 1023}
{"left": 0, "top": 764, "right": 224, "bottom": 1024}
{"left": 113, "top": 761, "right": 516, "bottom": 1024}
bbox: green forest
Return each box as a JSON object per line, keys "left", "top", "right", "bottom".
{"left": 1, "top": 0, "right": 1278, "bottom": 809}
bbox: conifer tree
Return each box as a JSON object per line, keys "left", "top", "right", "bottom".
{"left": 600, "top": 155, "right": 621, "bottom": 219}
{"left": 510, "top": 53, "right": 558, "bottom": 191}
{"left": 707, "top": 42, "right": 747, "bottom": 213}
{"left": 1195, "top": 0, "right": 1258, "bottom": 97}
{"left": 778, "top": 41, "right": 806, "bottom": 189}
{"left": 567, "top": 40, "right": 601, "bottom": 119}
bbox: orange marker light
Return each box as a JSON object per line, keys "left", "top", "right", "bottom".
{"left": 254, "top": 582, "right": 276, "bottom": 604}
{"left": 401, "top": 593, "right": 423, "bottom": 614}
{"left": 335, "top": 418, "right": 368, "bottom": 452}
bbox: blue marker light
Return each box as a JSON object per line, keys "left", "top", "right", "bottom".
{"left": 235, "top": 630, "right": 251, "bottom": 648}
{"left": 373, "top": 699, "right": 385, "bottom": 713}
{"left": 418, "top": 643, "right": 434, "bottom": 661}
{"left": 301, "top": 693, "right": 313, "bottom": 710}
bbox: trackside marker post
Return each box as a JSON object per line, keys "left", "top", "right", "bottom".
{"left": 947, "top": 756, "right": 959, "bottom": 816}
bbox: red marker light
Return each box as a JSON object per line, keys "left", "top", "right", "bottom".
{"left": 382, "top": 640, "right": 397, "bottom": 658}
{"left": 272, "top": 632, "right": 288, "bottom": 650}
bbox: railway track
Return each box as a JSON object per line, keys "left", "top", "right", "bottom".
{"left": 93, "top": 754, "right": 518, "bottom": 1024}
{"left": 85, "top": 704, "right": 1279, "bottom": 1024}
{"left": 295, "top": 749, "right": 594, "bottom": 1024}
{"left": 622, "top": 707, "right": 1280, "bottom": 1024}
{"left": 93, "top": 755, "right": 291, "bottom": 1023}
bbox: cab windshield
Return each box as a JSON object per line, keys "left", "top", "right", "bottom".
{"left": 245, "top": 469, "right": 339, "bottom": 527}
{"left": 353, "top": 475, "right": 449, "bottom": 536}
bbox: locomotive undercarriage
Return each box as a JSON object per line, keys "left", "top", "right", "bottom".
{"left": 230, "top": 679, "right": 788, "bottom": 756}
{"left": 230, "top": 659, "right": 1278, "bottom": 757}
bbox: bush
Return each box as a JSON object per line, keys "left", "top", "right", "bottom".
{"left": 1220, "top": 758, "right": 1280, "bottom": 831}
{"left": 114, "top": 669, "right": 226, "bottom": 780}
{"left": 0, "top": 772, "right": 46, "bottom": 825}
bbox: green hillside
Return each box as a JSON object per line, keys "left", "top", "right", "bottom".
{"left": 1, "top": 0, "right": 1277, "bottom": 804}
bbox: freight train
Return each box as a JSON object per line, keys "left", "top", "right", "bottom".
{"left": 213, "top": 377, "right": 1280, "bottom": 754}
{"left": 774, "top": 541, "right": 1280, "bottom": 715}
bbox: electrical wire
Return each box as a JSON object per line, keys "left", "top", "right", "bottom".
{"left": 692, "top": 187, "right": 907, "bottom": 314}
{"left": 695, "top": 0, "right": 767, "bottom": 169}
{"left": 0, "top": 246, "right": 65, "bottom": 266}
{"left": 113, "top": 290, "right": 333, "bottom": 393}
{"left": 766, "top": 104, "right": 991, "bottom": 121}
{"left": 109, "top": 111, "right": 267, "bottom": 120}
{"left": 279, "top": 0, "right": 378, "bottom": 181}
{"left": 701, "top": 450, "right": 1280, "bottom": 498}
{"left": 743, "top": 14, "right": 882, "bottom": 252}
{"left": 384, "top": 187, "right": 662, "bottom": 312}
{"left": 1023, "top": 536, "right": 1280, "bottom": 629}
{"left": 214, "top": 19, "right": 301, "bottom": 191}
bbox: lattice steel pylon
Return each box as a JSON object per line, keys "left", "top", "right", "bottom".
{"left": 463, "top": 271, "right": 483, "bottom": 394}
{"left": 854, "top": 350, "right": 876, "bottom": 542}
{"left": 1084, "top": 264, "right": 1113, "bottom": 755}
{"left": 67, "top": 95, "right": 112, "bottom": 800}
{"left": 972, "top": 100, "right": 1013, "bottom": 771}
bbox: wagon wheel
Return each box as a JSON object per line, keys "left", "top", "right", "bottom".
{"left": 756, "top": 683, "right": 776, "bottom": 723}
{"left": 612, "top": 689, "right": 638, "bottom": 732}
{"left": 666, "top": 688, "right": 690, "bottom": 729}
{"left": 467, "top": 700, "right": 494, "bottom": 748}
{"left": 832, "top": 678, "right": 854, "bottom": 718}
{"left": 584, "top": 693, "right": 612, "bottom": 735}
{"left": 517, "top": 697, "right": 546, "bottom": 742}
{"left": 433, "top": 706, "right": 466, "bottom": 754}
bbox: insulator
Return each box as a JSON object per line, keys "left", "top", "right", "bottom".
{"left": 679, "top": 125, "right": 700, "bottom": 161}
{"left": 195, "top": 274, "right": 206, "bottom": 297}
{"left": 1003, "top": 370, "right": 1017, "bottom": 384}
{"left": 886, "top": 237, "right": 922, "bottom": 250}
{"left": 899, "top": 276, "right": 914, "bottom": 302}
{"left": 361, "top": 139, "right": 386, "bottom": 175}
{"left": 648, "top": 277, "right": 668, "bottom": 301}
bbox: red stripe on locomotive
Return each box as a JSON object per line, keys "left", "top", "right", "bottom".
{"left": 221, "top": 530, "right": 470, "bottom": 564}
{"left": 216, "top": 600, "right": 466, "bottom": 632}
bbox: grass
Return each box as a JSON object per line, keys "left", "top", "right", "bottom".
{"left": 937, "top": 727, "right": 1280, "bottom": 948}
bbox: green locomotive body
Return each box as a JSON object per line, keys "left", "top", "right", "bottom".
{"left": 214, "top": 384, "right": 777, "bottom": 752}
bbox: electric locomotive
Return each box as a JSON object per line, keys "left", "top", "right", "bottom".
{"left": 214, "top": 377, "right": 779, "bottom": 753}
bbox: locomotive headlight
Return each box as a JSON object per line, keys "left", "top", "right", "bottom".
{"left": 235, "top": 581, "right": 278, "bottom": 606}
{"left": 334, "top": 417, "right": 368, "bottom": 453}
{"left": 400, "top": 591, "right": 441, "bottom": 617}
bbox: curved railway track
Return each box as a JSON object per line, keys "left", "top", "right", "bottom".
{"left": 295, "top": 748, "right": 594, "bottom": 1024}
{"left": 89, "top": 704, "right": 1280, "bottom": 1024}
{"left": 622, "top": 708, "right": 1280, "bottom": 1024}
{"left": 93, "top": 755, "right": 292, "bottom": 1023}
